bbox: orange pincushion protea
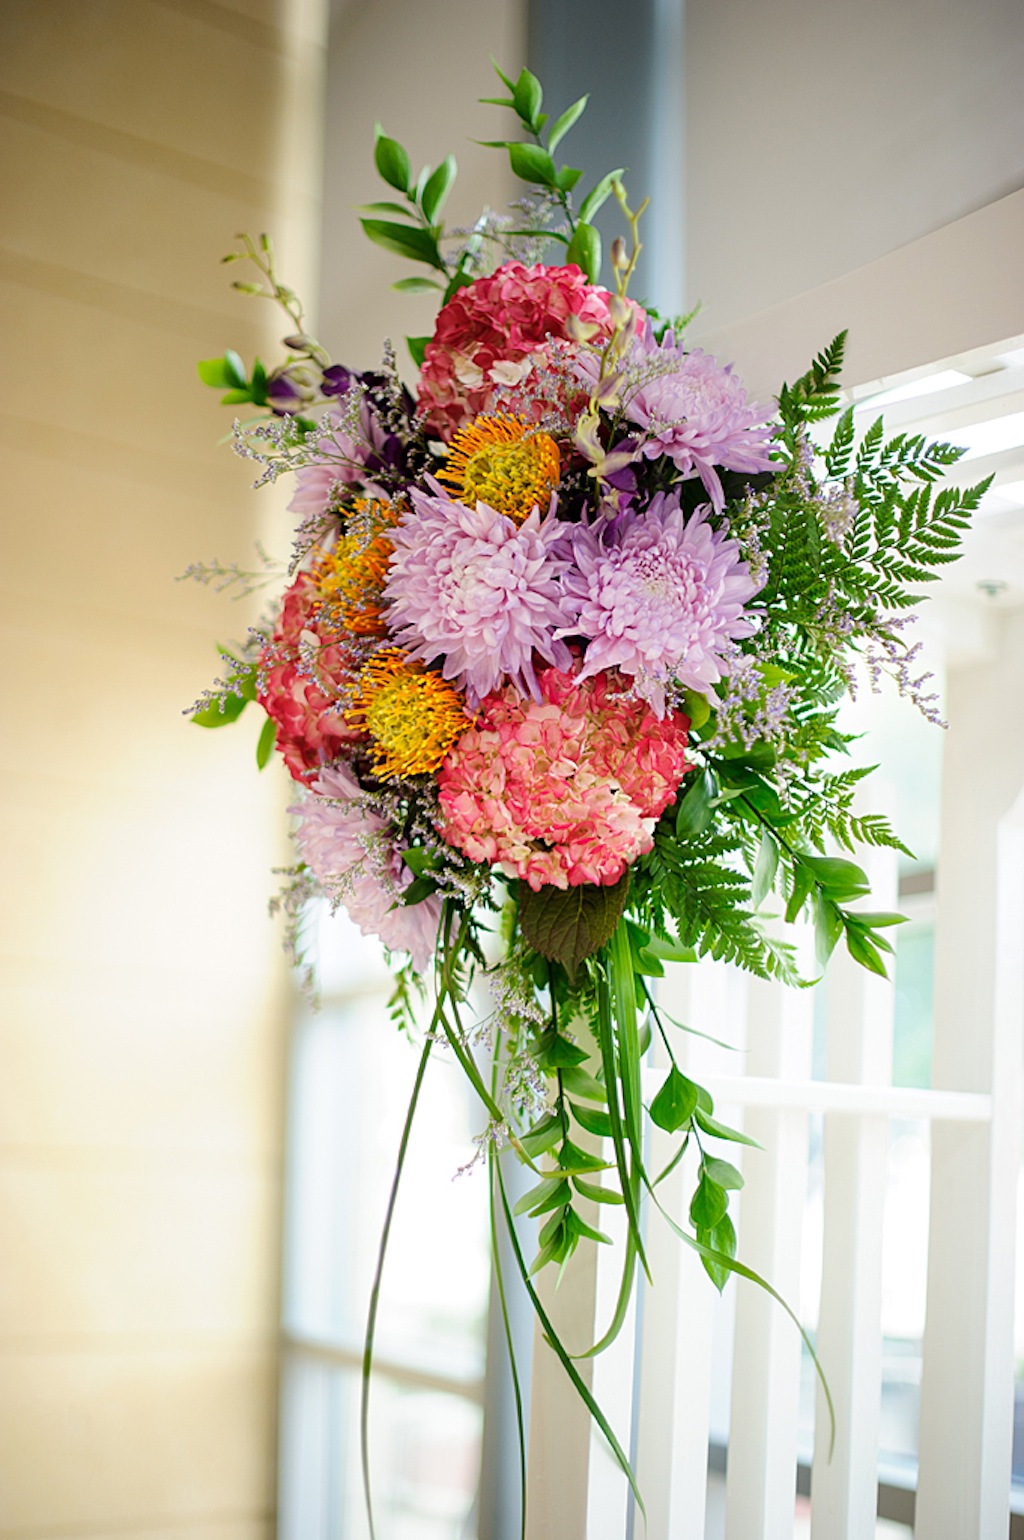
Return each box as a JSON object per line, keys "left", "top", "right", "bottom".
{"left": 347, "top": 649, "right": 470, "bottom": 780}
{"left": 438, "top": 412, "right": 561, "bottom": 523}
{"left": 316, "top": 499, "right": 399, "bottom": 637}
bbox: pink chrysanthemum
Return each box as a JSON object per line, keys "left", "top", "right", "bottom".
{"left": 257, "top": 569, "right": 361, "bottom": 782}
{"left": 621, "top": 330, "right": 775, "bottom": 510}
{"left": 565, "top": 494, "right": 762, "bottom": 715}
{"left": 417, "top": 262, "right": 618, "bottom": 439}
{"left": 288, "top": 405, "right": 395, "bottom": 518}
{"left": 291, "top": 764, "right": 440, "bottom": 972}
{"left": 384, "top": 485, "right": 573, "bottom": 707}
{"left": 437, "top": 664, "right": 692, "bottom": 890}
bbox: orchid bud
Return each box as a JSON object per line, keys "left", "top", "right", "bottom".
{"left": 611, "top": 237, "right": 628, "bottom": 272}
{"left": 565, "top": 313, "right": 601, "bottom": 344}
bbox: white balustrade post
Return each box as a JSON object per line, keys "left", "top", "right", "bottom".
{"left": 811, "top": 824, "right": 897, "bottom": 1539}
{"left": 634, "top": 958, "right": 742, "bottom": 1538}
{"left": 725, "top": 955, "right": 814, "bottom": 1540}
{"left": 916, "top": 610, "right": 1024, "bottom": 1539}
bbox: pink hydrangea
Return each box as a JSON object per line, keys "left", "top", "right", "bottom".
{"left": 621, "top": 330, "right": 775, "bottom": 510}
{"left": 565, "top": 494, "right": 762, "bottom": 714}
{"left": 257, "top": 569, "right": 361, "bottom": 782}
{"left": 384, "top": 485, "right": 573, "bottom": 706}
{"left": 437, "top": 663, "right": 692, "bottom": 890}
{"left": 292, "top": 764, "right": 441, "bottom": 972}
{"left": 417, "top": 262, "right": 618, "bottom": 439}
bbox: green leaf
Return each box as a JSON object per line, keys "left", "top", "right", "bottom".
{"left": 373, "top": 127, "right": 411, "bottom": 192}
{"left": 559, "top": 1065, "right": 607, "bottom": 1102}
{"left": 558, "top": 1138, "right": 609, "bottom": 1174}
{"left": 514, "top": 1176, "right": 570, "bottom": 1217}
{"left": 785, "top": 860, "right": 815, "bottom": 924}
{"left": 547, "top": 94, "right": 588, "bottom": 152}
{"left": 703, "top": 1156, "right": 744, "bottom": 1190}
{"left": 801, "top": 854, "right": 871, "bottom": 901}
{"left": 649, "top": 1067, "right": 700, "bottom": 1132}
{"left": 197, "top": 350, "right": 247, "bottom": 389}
{"left": 400, "top": 846, "right": 439, "bottom": 877}
{"left": 697, "top": 1214, "right": 737, "bottom": 1292}
{"left": 191, "top": 693, "right": 248, "bottom": 728}
{"left": 358, "top": 200, "right": 415, "bottom": 218}
{"left": 564, "top": 1207, "right": 612, "bottom": 1246}
{"left": 518, "top": 872, "right": 629, "bottom": 980}
{"left": 537, "top": 1032, "right": 589, "bottom": 1068}
{"left": 401, "top": 875, "right": 438, "bottom": 907}
{"left": 391, "top": 276, "right": 442, "bottom": 293}
{"left": 847, "top": 911, "right": 907, "bottom": 928}
{"left": 578, "top": 169, "right": 624, "bottom": 225}
{"left": 556, "top": 165, "right": 583, "bottom": 193}
{"left": 218, "top": 388, "right": 253, "bottom": 405}
{"left": 694, "top": 1109, "right": 761, "bottom": 1148}
{"left": 520, "top": 1112, "right": 562, "bottom": 1158}
{"left": 680, "top": 687, "right": 711, "bottom": 729}
{"left": 570, "top": 1102, "right": 612, "bottom": 1137}
{"left": 751, "top": 831, "right": 779, "bottom": 909}
{"left": 676, "top": 768, "right": 717, "bottom": 838}
{"left": 572, "top": 1175, "right": 623, "bottom": 1205}
{"left": 690, "top": 1174, "right": 729, "bottom": 1229}
{"left": 255, "top": 714, "right": 275, "bottom": 769}
{"left": 359, "top": 219, "right": 444, "bottom": 269}
{"left": 508, "top": 141, "right": 557, "bottom": 186}
{"left": 512, "top": 67, "right": 543, "bottom": 126}
{"left": 565, "top": 220, "right": 601, "bottom": 283}
{"left": 406, "top": 335, "right": 430, "bottom": 368}
{"left": 844, "top": 926, "right": 890, "bottom": 978}
{"left": 815, "top": 896, "right": 844, "bottom": 970}
{"left": 421, "top": 154, "right": 457, "bottom": 222}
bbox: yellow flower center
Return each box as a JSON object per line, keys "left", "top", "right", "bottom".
{"left": 317, "top": 500, "right": 397, "bottom": 636}
{"left": 439, "top": 413, "right": 561, "bottom": 524}
{"left": 348, "top": 650, "right": 470, "bottom": 779}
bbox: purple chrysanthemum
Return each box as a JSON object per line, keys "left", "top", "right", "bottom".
{"left": 621, "top": 330, "right": 775, "bottom": 511}
{"left": 384, "top": 485, "right": 573, "bottom": 706}
{"left": 291, "top": 764, "right": 440, "bottom": 972}
{"left": 564, "top": 493, "right": 762, "bottom": 714}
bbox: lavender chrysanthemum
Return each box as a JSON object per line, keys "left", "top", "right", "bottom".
{"left": 621, "top": 329, "right": 775, "bottom": 511}
{"left": 291, "top": 764, "right": 440, "bottom": 972}
{"left": 564, "top": 493, "right": 762, "bottom": 715}
{"left": 384, "top": 485, "right": 572, "bottom": 705}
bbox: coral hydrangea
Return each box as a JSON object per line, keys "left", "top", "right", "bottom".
{"left": 565, "top": 494, "right": 762, "bottom": 714}
{"left": 437, "top": 663, "right": 692, "bottom": 890}
{"left": 620, "top": 330, "right": 775, "bottom": 510}
{"left": 417, "top": 262, "right": 618, "bottom": 439}
{"left": 257, "top": 567, "right": 361, "bottom": 782}
{"left": 291, "top": 764, "right": 440, "bottom": 971}
{"left": 384, "top": 485, "right": 573, "bottom": 706}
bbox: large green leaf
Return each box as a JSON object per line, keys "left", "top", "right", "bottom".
{"left": 359, "top": 219, "right": 443, "bottom": 269}
{"left": 518, "top": 873, "right": 629, "bottom": 980}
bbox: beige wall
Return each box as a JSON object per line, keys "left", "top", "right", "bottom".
{"left": 0, "top": 3, "right": 326, "bottom": 1536}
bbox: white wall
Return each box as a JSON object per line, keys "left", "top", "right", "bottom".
{"left": 686, "top": 0, "right": 1024, "bottom": 341}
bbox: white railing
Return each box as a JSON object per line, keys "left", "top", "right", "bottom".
{"left": 524, "top": 781, "right": 1024, "bottom": 1539}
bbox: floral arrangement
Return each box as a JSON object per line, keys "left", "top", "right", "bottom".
{"left": 188, "top": 66, "right": 985, "bottom": 1524}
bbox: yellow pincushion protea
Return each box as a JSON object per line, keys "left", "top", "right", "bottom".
{"left": 439, "top": 412, "right": 561, "bottom": 523}
{"left": 317, "top": 499, "right": 397, "bottom": 637}
{"left": 348, "top": 650, "right": 470, "bottom": 779}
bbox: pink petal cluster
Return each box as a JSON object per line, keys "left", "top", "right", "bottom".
{"left": 565, "top": 495, "right": 762, "bottom": 714}
{"left": 623, "top": 331, "right": 775, "bottom": 510}
{"left": 292, "top": 764, "right": 440, "bottom": 972}
{"left": 417, "top": 262, "right": 618, "bottom": 439}
{"left": 384, "top": 486, "right": 572, "bottom": 706}
{"left": 437, "top": 663, "right": 692, "bottom": 890}
{"left": 288, "top": 404, "right": 393, "bottom": 518}
{"left": 257, "top": 569, "right": 361, "bottom": 782}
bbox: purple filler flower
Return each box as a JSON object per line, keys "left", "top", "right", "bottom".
{"left": 384, "top": 484, "right": 572, "bottom": 706}
{"left": 623, "top": 330, "right": 775, "bottom": 511}
{"left": 291, "top": 763, "right": 440, "bottom": 972}
{"left": 564, "top": 493, "right": 762, "bottom": 715}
